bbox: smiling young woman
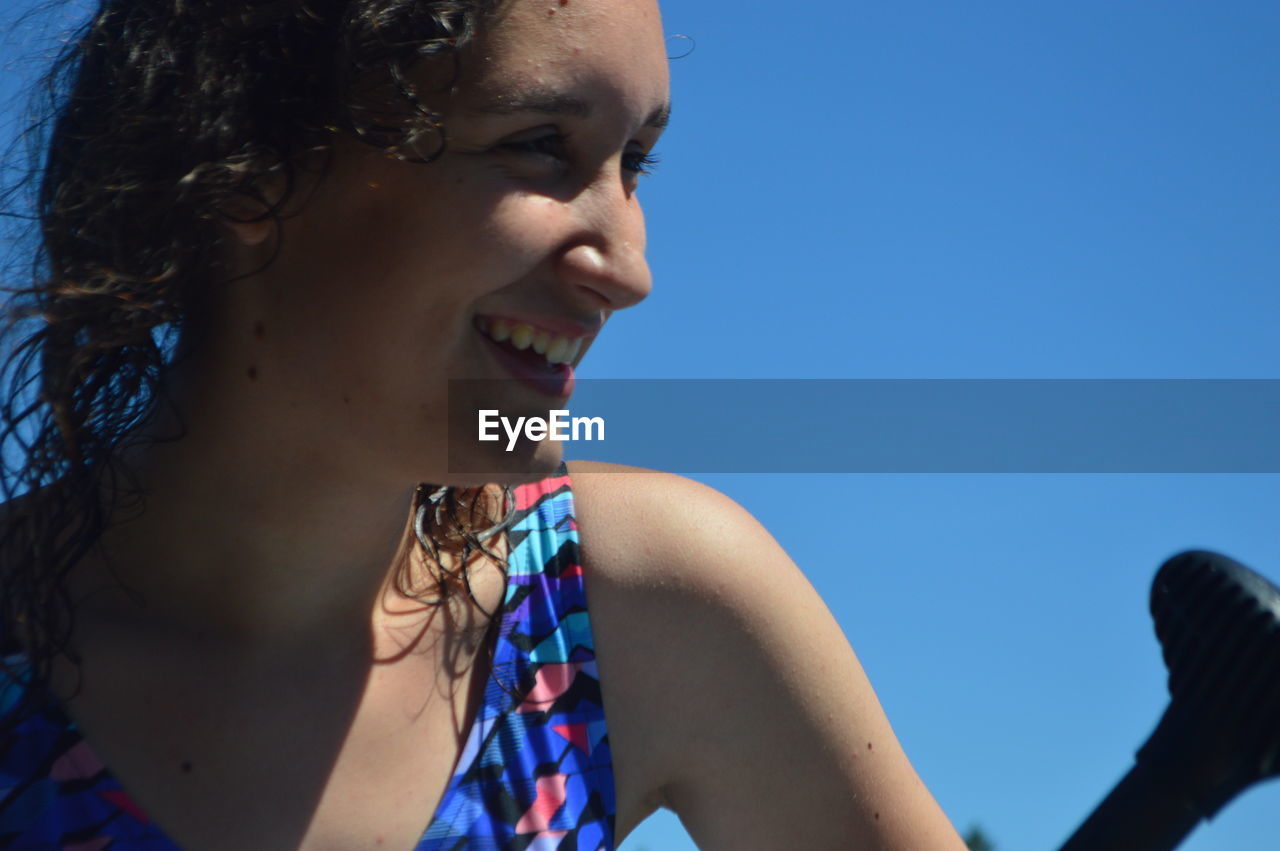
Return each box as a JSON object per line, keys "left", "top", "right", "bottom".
{"left": 0, "top": 0, "right": 965, "bottom": 848}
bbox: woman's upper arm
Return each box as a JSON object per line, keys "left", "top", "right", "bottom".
{"left": 567, "top": 461, "right": 965, "bottom": 850}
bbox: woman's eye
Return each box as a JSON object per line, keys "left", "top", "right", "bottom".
{"left": 498, "top": 133, "right": 569, "bottom": 165}
{"left": 496, "top": 132, "right": 659, "bottom": 180}
{"left": 622, "top": 149, "right": 660, "bottom": 176}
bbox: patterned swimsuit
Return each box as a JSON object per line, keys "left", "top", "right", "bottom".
{"left": 0, "top": 465, "right": 616, "bottom": 849}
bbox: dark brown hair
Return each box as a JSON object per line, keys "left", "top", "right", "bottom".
{"left": 0, "top": 0, "right": 504, "bottom": 708}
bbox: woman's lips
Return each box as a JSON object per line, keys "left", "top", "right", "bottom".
{"left": 479, "top": 332, "right": 576, "bottom": 398}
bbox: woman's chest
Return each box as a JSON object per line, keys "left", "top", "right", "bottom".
{"left": 47, "top": 631, "right": 489, "bottom": 851}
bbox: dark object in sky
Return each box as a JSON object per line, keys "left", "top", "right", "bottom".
{"left": 1060, "top": 550, "right": 1280, "bottom": 850}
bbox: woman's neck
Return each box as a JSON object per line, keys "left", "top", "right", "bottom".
{"left": 84, "top": 379, "right": 431, "bottom": 645}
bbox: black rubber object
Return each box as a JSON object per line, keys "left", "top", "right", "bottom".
{"left": 1059, "top": 550, "right": 1280, "bottom": 851}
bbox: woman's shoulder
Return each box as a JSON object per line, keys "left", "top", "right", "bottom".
{"left": 561, "top": 460, "right": 824, "bottom": 633}
{"left": 561, "top": 460, "right": 966, "bottom": 848}
{"left": 563, "top": 460, "right": 785, "bottom": 591}
{"left": 560, "top": 461, "right": 820, "bottom": 832}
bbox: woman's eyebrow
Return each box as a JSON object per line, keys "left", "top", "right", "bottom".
{"left": 466, "top": 84, "right": 671, "bottom": 129}
{"left": 647, "top": 102, "right": 671, "bottom": 130}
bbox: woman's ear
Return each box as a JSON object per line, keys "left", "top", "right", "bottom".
{"left": 217, "top": 193, "right": 277, "bottom": 247}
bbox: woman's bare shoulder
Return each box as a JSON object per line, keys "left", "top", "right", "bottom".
{"left": 564, "top": 460, "right": 846, "bottom": 631}
{"left": 563, "top": 460, "right": 760, "bottom": 589}
{"left": 563, "top": 460, "right": 964, "bottom": 849}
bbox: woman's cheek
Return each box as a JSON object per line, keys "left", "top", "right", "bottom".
{"left": 480, "top": 191, "right": 577, "bottom": 266}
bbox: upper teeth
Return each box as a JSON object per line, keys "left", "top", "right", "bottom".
{"left": 480, "top": 318, "right": 584, "bottom": 365}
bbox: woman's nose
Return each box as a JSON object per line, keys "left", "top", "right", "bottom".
{"left": 555, "top": 178, "right": 652, "bottom": 311}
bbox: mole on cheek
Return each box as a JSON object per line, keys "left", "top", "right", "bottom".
{"left": 247, "top": 366, "right": 259, "bottom": 381}
{"left": 559, "top": 0, "right": 569, "bottom": 6}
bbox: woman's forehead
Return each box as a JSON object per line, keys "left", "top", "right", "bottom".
{"left": 461, "top": 0, "right": 670, "bottom": 108}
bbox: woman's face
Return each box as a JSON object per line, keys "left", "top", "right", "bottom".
{"left": 222, "top": 0, "right": 670, "bottom": 483}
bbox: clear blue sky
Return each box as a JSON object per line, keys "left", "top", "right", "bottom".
{"left": 3, "top": 2, "right": 1279, "bottom": 849}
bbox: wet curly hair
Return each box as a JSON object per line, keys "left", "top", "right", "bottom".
{"left": 0, "top": 0, "right": 509, "bottom": 707}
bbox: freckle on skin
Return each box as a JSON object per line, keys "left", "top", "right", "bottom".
{"left": 343, "top": 394, "right": 351, "bottom": 404}
{"left": 247, "top": 366, "right": 258, "bottom": 381}
{"left": 181, "top": 761, "right": 193, "bottom": 773}
{"left": 253, "top": 321, "right": 265, "bottom": 339}
{"left": 867, "top": 741, "right": 873, "bottom": 751}
{"left": 874, "top": 812, "right": 880, "bottom": 821}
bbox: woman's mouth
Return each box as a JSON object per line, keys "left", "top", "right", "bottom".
{"left": 478, "top": 317, "right": 585, "bottom": 366}
{"left": 475, "top": 316, "right": 584, "bottom": 397}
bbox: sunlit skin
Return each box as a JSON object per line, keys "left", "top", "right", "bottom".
{"left": 53, "top": 0, "right": 967, "bottom": 848}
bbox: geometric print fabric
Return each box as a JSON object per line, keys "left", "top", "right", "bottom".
{"left": 418, "top": 464, "right": 616, "bottom": 849}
